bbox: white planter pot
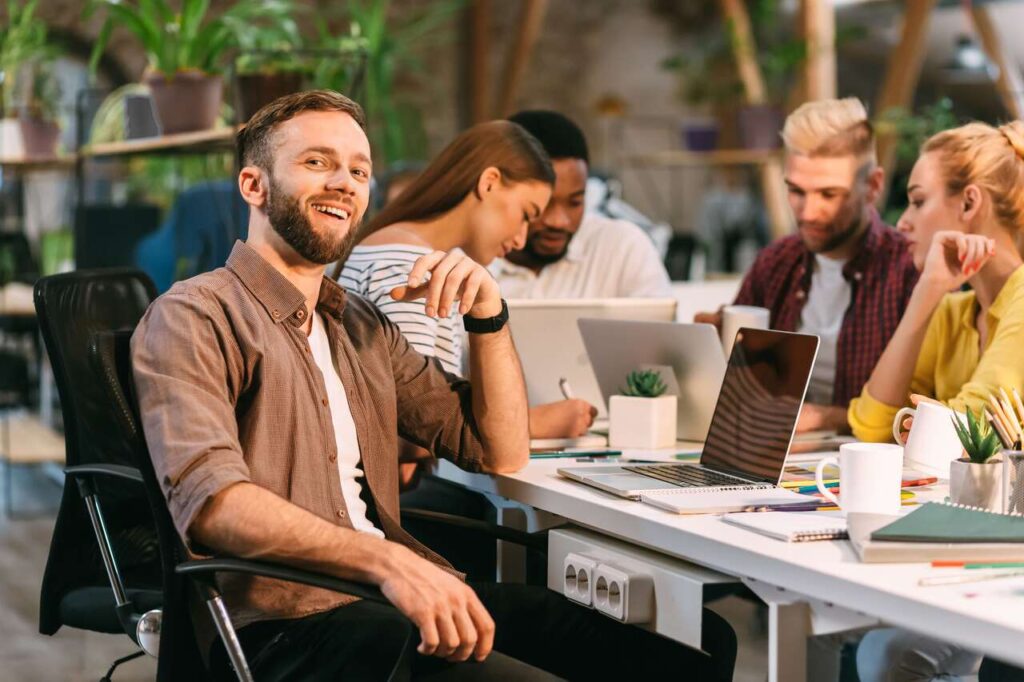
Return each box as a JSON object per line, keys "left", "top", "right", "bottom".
{"left": 0, "top": 118, "right": 25, "bottom": 159}
{"left": 949, "top": 457, "right": 1004, "bottom": 511}
{"left": 608, "top": 395, "right": 677, "bottom": 449}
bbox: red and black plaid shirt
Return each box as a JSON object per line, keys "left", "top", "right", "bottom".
{"left": 734, "top": 210, "right": 918, "bottom": 407}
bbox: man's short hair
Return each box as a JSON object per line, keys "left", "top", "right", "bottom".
{"left": 237, "top": 89, "right": 367, "bottom": 171}
{"left": 781, "top": 97, "right": 876, "bottom": 165}
{"left": 508, "top": 110, "right": 589, "bottom": 164}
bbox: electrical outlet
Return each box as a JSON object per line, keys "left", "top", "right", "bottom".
{"left": 563, "top": 553, "right": 597, "bottom": 606}
{"left": 594, "top": 563, "right": 653, "bottom": 623}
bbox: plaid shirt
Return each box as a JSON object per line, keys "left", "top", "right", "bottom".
{"left": 734, "top": 210, "right": 918, "bottom": 407}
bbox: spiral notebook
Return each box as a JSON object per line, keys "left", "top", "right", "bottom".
{"left": 722, "top": 512, "right": 848, "bottom": 542}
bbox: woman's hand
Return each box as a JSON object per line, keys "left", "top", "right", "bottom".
{"left": 919, "top": 231, "right": 995, "bottom": 293}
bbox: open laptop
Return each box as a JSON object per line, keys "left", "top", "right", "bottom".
{"left": 507, "top": 298, "right": 677, "bottom": 419}
{"left": 579, "top": 319, "right": 725, "bottom": 441}
{"left": 558, "top": 328, "right": 819, "bottom": 500}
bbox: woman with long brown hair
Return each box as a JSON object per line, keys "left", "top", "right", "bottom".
{"left": 338, "top": 120, "right": 599, "bottom": 440}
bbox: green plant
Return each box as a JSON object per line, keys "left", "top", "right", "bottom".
{"left": 951, "top": 408, "right": 1002, "bottom": 464}
{"left": 621, "top": 370, "right": 668, "bottom": 398}
{"left": 85, "top": 0, "right": 289, "bottom": 76}
{"left": 876, "top": 98, "right": 959, "bottom": 168}
{"left": 220, "top": 0, "right": 307, "bottom": 75}
{"left": 0, "top": 0, "right": 59, "bottom": 117}
{"left": 314, "top": 0, "right": 464, "bottom": 163}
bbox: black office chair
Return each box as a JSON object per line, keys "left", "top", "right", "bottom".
{"left": 35, "top": 269, "right": 163, "bottom": 680}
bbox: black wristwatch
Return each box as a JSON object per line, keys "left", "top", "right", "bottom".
{"left": 463, "top": 298, "right": 509, "bottom": 334}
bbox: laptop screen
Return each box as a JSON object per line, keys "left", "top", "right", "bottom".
{"left": 699, "top": 328, "right": 819, "bottom": 484}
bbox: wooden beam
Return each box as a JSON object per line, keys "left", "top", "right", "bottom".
{"left": 718, "top": 0, "right": 791, "bottom": 240}
{"left": 468, "top": 0, "right": 492, "bottom": 124}
{"left": 801, "top": 0, "right": 836, "bottom": 101}
{"left": 970, "top": 5, "right": 1024, "bottom": 120}
{"left": 496, "top": 0, "right": 549, "bottom": 117}
{"left": 874, "top": 0, "right": 935, "bottom": 206}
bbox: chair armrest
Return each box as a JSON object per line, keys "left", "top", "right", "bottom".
{"left": 65, "top": 463, "right": 144, "bottom": 485}
{"left": 400, "top": 508, "right": 549, "bottom": 551}
{"left": 176, "top": 558, "right": 388, "bottom": 605}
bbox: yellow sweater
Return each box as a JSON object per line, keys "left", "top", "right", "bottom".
{"left": 848, "top": 265, "right": 1024, "bottom": 442}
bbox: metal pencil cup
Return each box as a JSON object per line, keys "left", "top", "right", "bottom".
{"left": 1002, "top": 450, "right": 1024, "bottom": 514}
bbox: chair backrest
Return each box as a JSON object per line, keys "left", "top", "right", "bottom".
{"left": 91, "top": 329, "right": 209, "bottom": 681}
{"left": 35, "top": 269, "right": 160, "bottom": 635}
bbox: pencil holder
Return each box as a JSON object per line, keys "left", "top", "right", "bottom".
{"left": 1002, "top": 450, "right": 1024, "bottom": 514}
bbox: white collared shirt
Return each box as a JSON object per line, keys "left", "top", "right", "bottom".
{"left": 489, "top": 213, "right": 672, "bottom": 299}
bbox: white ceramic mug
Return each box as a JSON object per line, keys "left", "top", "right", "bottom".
{"left": 815, "top": 442, "right": 903, "bottom": 514}
{"left": 892, "top": 401, "right": 964, "bottom": 477}
{"left": 721, "top": 305, "right": 770, "bottom": 358}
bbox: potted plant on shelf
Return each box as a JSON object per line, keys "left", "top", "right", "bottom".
{"left": 950, "top": 408, "right": 1004, "bottom": 511}
{"left": 221, "top": 0, "right": 308, "bottom": 122}
{"left": 0, "top": 0, "right": 62, "bottom": 158}
{"left": 608, "top": 369, "right": 677, "bottom": 450}
{"left": 85, "top": 0, "right": 280, "bottom": 134}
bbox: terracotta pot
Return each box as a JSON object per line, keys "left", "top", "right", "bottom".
{"left": 949, "top": 457, "right": 1003, "bottom": 511}
{"left": 18, "top": 116, "right": 60, "bottom": 158}
{"left": 235, "top": 71, "right": 305, "bottom": 123}
{"left": 143, "top": 71, "right": 223, "bottom": 135}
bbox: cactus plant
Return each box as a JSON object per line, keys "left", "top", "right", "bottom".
{"left": 620, "top": 369, "right": 667, "bottom": 398}
{"left": 950, "top": 408, "right": 1002, "bottom": 464}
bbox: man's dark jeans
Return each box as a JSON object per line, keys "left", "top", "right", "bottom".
{"left": 210, "top": 582, "right": 737, "bottom": 681}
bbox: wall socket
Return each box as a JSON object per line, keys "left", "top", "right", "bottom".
{"left": 562, "top": 553, "right": 598, "bottom": 606}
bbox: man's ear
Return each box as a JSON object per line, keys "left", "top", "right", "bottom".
{"left": 239, "top": 165, "right": 268, "bottom": 208}
{"left": 474, "top": 166, "right": 503, "bottom": 200}
{"left": 864, "top": 165, "right": 885, "bottom": 206}
{"left": 962, "top": 184, "right": 984, "bottom": 224}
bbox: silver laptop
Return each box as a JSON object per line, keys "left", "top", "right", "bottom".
{"left": 507, "top": 298, "right": 677, "bottom": 418}
{"left": 558, "top": 328, "right": 819, "bottom": 499}
{"left": 579, "top": 319, "right": 725, "bottom": 441}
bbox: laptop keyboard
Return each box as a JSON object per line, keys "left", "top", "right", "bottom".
{"left": 622, "top": 464, "right": 753, "bottom": 488}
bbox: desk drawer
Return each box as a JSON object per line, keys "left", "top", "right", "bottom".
{"left": 547, "top": 527, "right": 736, "bottom": 648}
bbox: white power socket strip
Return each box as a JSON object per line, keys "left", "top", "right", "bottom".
{"left": 593, "top": 563, "right": 654, "bottom": 623}
{"left": 562, "top": 553, "right": 597, "bottom": 606}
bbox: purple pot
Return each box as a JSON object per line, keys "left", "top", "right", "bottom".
{"left": 19, "top": 116, "right": 60, "bottom": 158}
{"left": 682, "top": 123, "right": 719, "bottom": 151}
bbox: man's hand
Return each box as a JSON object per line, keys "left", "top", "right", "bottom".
{"left": 379, "top": 545, "right": 495, "bottom": 662}
{"left": 694, "top": 308, "right": 723, "bottom": 330}
{"left": 530, "top": 400, "right": 598, "bottom": 438}
{"left": 796, "top": 403, "right": 851, "bottom": 434}
{"left": 390, "top": 250, "right": 502, "bottom": 319}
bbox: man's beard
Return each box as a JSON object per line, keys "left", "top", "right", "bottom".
{"left": 802, "top": 206, "right": 864, "bottom": 254}
{"left": 265, "top": 175, "right": 360, "bottom": 265}
{"left": 520, "top": 227, "right": 574, "bottom": 265}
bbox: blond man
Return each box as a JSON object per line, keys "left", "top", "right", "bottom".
{"left": 697, "top": 98, "right": 918, "bottom": 433}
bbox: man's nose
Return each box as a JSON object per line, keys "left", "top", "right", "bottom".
{"left": 544, "top": 204, "right": 570, "bottom": 230}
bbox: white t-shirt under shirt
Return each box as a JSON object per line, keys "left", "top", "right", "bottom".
{"left": 489, "top": 213, "right": 673, "bottom": 299}
{"left": 339, "top": 244, "right": 464, "bottom": 375}
{"left": 797, "top": 254, "right": 852, "bottom": 405}
{"left": 307, "top": 311, "right": 384, "bottom": 538}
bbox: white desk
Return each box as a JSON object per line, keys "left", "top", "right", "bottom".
{"left": 435, "top": 457, "right": 1024, "bottom": 680}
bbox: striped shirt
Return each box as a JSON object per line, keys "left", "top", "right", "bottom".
{"left": 339, "top": 245, "right": 464, "bottom": 376}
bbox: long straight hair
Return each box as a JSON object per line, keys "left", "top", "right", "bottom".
{"left": 362, "top": 120, "right": 554, "bottom": 236}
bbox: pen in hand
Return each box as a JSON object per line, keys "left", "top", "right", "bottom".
{"left": 559, "top": 377, "right": 575, "bottom": 400}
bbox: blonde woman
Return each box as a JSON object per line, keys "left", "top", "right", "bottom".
{"left": 852, "top": 121, "right": 1024, "bottom": 681}
{"left": 849, "top": 121, "right": 1024, "bottom": 444}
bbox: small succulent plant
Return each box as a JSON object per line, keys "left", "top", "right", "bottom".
{"left": 951, "top": 408, "right": 1002, "bottom": 464}
{"left": 621, "top": 369, "right": 667, "bottom": 398}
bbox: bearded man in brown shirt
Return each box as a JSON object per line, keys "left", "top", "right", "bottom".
{"left": 131, "top": 90, "right": 735, "bottom": 681}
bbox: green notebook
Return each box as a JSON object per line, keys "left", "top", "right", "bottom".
{"left": 871, "top": 502, "right": 1024, "bottom": 544}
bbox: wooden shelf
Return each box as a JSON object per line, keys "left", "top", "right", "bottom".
{"left": 79, "top": 126, "right": 238, "bottom": 158}
{"left": 625, "top": 148, "right": 782, "bottom": 167}
{"left": 0, "top": 156, "right": 76, "bottom": 171}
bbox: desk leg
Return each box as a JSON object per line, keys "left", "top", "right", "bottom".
{"left": 769, "top": 600, "right": 809, "bottom": 682}
{"left": 485, "top": 493, "right": 562, "bottom": 583}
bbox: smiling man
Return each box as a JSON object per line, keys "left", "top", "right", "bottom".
{"left": 131, "top": 91, "right": 735, "bottom": 681}
{"left": 696, "top": 98, "right": 918, "bottom": 433}
{"left": 491, "top": 110, "right": 673, "bottom": 298}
